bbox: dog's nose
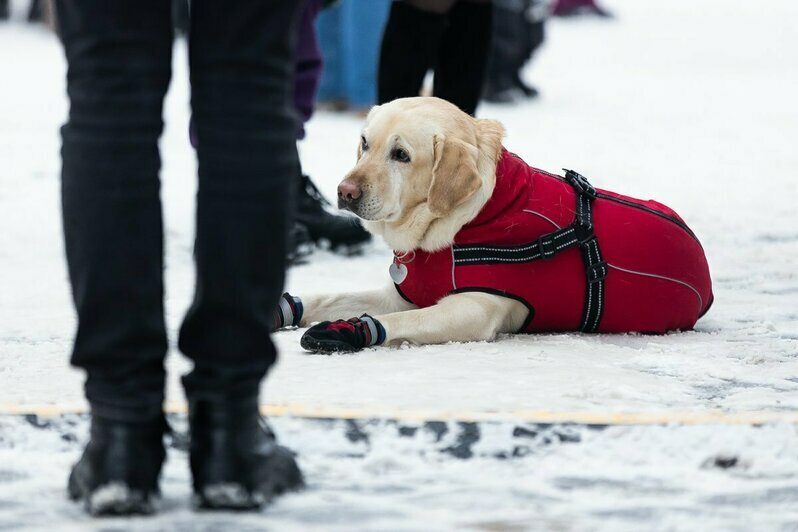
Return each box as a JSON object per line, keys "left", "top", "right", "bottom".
{"left": 337, "top": 180, "right": 362, "bottom": 202}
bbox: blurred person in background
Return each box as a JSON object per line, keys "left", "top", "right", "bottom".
{"left": 378, "top": 0, "right": 493, "bottom": 116}
{"left": 484, "top": 0, "right": 549, "bottom": 104}
{"left": 186, "top": 0, "right": 371, "bottom": 262}
{"left": 0, "top": 0, "right": 55, "bottom": 26}
{"left": 291, "top": 0, "right": 371, "bottom": 258}
{"left": 56, "top": 0, "right": 304, "bottom": 515}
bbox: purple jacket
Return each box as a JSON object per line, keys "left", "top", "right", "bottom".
{"left": 294, "top": 0, "right": 323, "bottom": 139}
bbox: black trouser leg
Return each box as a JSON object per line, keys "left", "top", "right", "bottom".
{"left": 377, "top": 1, "right": 446, "bottom": 105}
{"left": 57, "top": 0, "right": 173, "bottom": 422}
{"left": 178, "top": 0, "right": 302, "bottom": 401}
{"left": 486, "top": 3, "right": 520, "bottom": 93}
{"left": 433, "top": 1, "right": 493, "bottom": 115}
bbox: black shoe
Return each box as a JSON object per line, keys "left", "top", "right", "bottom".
{"left": 287, "top": 222, "right": 313, "bottom": 265}
{"left": 512, "top": 74, "right": 540, "bottom": 99}
{"left": 68, "top": 415, "right": 166, "bottom": 516}
{"left": 189, "top": 398, "right": 304, "bottom": 510}
{"left": 483, "top": 85, "right": 520, "bottom": 104}
{"left": 0, "top": 0, "right": 9, "bottom": 20}
{"left": 296, "top": 174, "right": 371, "bottom": 250}
{"left": 556, "top": 4, "right": 613, "bottom": 18}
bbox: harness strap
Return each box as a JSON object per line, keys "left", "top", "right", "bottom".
{"left": 453, "top": 225, "right": 580, "bottom": 264}
{"left": 564, "top": 169, "right": 607, "bottom": 333}
{"left": 452, "top": 168, "right": 607, "bottom": 333}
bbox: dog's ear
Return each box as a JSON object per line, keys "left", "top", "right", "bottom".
{"left": 475, "top": 118, "right": 505, "bottom": 163}
{"left": 428, "top": 135, "right": 482, "bottom": 218}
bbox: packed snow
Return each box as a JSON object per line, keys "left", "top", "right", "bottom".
{"left": 1, "top": 0, "right": 797, "bottom": 529}
{"left": 2, "top": 415, "right": 798, "bottom": 531}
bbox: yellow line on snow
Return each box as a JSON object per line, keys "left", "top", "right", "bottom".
{"left": 1, "top": 402, "right": 796, "bottom": 426}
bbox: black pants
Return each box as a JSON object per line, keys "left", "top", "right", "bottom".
{"left": 487, "top": 1, "right": 545, "bottom": 91}
{"left": 378, "top": 0, "right": 493, "bottom": 116}
{"left": 56, "top": 0, "right": 301, "bottom": 422}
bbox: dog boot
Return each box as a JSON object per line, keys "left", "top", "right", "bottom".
{"left": 68, "top": 414, "right": 166, "bottom": 516}
{"left": 272, "top": 292, "right": 304, "bottom": 331}
{"left": 300, "top": 314, "right": 386, "bottom": 353}
{"left": 296, "top": 174, "right": 371, "bottom": 251}
{"left": 189, "top": 397, "right": 304, "bottom": 510}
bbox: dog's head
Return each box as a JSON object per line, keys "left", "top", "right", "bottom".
{"left": 337, "top": 97, "right": 504, "bottom": 251}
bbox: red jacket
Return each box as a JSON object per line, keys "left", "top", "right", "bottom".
{"left": 393, "top": 150, "right": 713, "bottom": 334}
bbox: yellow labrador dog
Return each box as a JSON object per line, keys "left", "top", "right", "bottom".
{"left": 276, "top": 96, "right": 529, "bottom": 353}
{"left": 275, "top": 96, "right": 712, "bottom": 352}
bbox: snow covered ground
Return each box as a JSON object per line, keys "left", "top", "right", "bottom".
{"left": 1, "top": 0, "right": 798, "bottom": 529}
{"left": 2, "top": 415, "right": 798, "bottom": 531}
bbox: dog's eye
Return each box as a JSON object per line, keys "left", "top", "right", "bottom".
{"left": 361, "top": 136, "right": 369, "bottom": 152}
{"left": 392, "top": 148, "right": 410, "bottom": 163}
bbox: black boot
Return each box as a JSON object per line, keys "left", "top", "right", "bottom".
{"left": 378, "top": 2, "right": 446, "bottom": 104}
{"left": 189, "top": 397, "right": 304, "bottom": 510}
{"left": 434, "top": 1, "right": 494, "bottom": 116}
{"left": 512, "top": 72, "right": 539, "bottom": 99}
{"left": 483, "top": 81, "right": 520, "bottom": 104}
{"left": 68, "top": 414, "right": 166, "bottom": 516}
{"left": 296, "top": 174, "right": 371, "bottom": 250}
{"left": 287, "top": 221, "right": 313, "bottom": 265}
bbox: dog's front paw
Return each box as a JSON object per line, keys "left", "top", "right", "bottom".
{"left": 300, "top": 315, "right": 386, "bottom": 354}
{"left": 272, "top": 293, "right": 303, "bottom": 331}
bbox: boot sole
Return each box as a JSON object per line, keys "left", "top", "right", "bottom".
{"left": 68, "top": 469, "right": 158, "bottom": 516}
{"left": 299, "top": 334, "right": 358, "bottom": 354}
{"left": 194, "top": 483, "right": 263, "bottom": 511}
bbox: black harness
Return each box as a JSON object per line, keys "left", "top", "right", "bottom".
{"left": 452, "top": 169, "right": 607, "bottom": 333}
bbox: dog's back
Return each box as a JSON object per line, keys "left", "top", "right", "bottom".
{"left": 395, "top": 150, "right": 713, "bottom": 334}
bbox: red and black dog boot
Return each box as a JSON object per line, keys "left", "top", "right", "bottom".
{"left": 300, "top": 314, "right": 386, "bottom": 354}
{"left": 189, "top": 397, "right": 304, "bottom": 510}
{"left": 68, "top": 414, "right": 166, "bottom": 516}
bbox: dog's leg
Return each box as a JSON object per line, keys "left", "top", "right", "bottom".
{"left": 376, "top": 291, "right": 529, "bottom": 346}
{"left": 299, "top": 284, "right": 415, "bottom": 326}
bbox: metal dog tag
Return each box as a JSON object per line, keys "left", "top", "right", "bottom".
{"left": 389, "top": 262, "right": 408, "bottom": 284}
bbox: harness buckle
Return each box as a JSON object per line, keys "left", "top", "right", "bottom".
{"left": 563, "top": 169, "right": 597, "bottom": 199}
{"left": 586, "top": 261, "right": 609, "bottom": 284}
{"left": 537, "top": 235, "right": 557, "bottom": 260}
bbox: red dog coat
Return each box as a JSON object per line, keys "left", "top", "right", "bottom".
{"left": 393, "top": 149, "right": 713, "bottom": 334}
